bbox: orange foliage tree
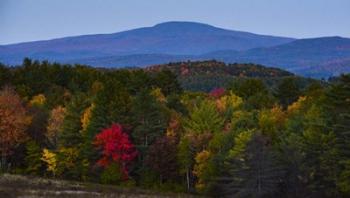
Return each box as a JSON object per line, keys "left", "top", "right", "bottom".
{"left": 46, "top": 105, "right": 66, "bottom": 148}
{"left": 0, "top": 86, "right": 31, "bottom": 169}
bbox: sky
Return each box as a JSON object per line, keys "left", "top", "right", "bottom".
{"left": 1, "top": 0, "right": 350, "bottom": 45}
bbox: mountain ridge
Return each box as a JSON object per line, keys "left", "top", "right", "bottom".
{"left": 1, "top": 21, "right": 350, "bottom": 78}
{"left": 0, "top": 21, "right": 294, "bottom": 64}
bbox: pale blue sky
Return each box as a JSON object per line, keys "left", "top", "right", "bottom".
{"left": 1, "top": 0, "right": 349, "bottom": 44}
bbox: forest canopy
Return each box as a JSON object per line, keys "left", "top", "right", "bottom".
{"left": 0, "top": 58, "right": 349, "bottom": 198}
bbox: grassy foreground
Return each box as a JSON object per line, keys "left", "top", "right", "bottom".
{"left": 0, "top": 174, "right": 196, "bottom": 198}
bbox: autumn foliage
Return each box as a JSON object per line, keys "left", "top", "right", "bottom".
{"left": 1, "top": 59, "right": 350, "bottom": 197}
{"left": 94, "top": 124, "right": 138, "bottom": 179}
{"left": 209, "top": 87, "right": 225, "bottom": 98}
{"left": 0, "top": 87, "right": 31, "bottom": 157}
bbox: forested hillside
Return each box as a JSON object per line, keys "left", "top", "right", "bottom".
{"left": 0, "top": 59, "right": 350, "bottom": 197}
{"left": 146, "top": 60, "right": 306, "bottom": 91}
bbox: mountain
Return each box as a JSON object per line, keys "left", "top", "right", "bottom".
{"left": 0, "top": 21, "right": 294, "bottom": 65}
{"left": 65, "top": 37, "right": 350, "bottom": 78}
{"left": 204, "top": 36, "right": 350, "bottom": 78}
{"left": 1, "top": 21, "right": 350, "bottom": 78}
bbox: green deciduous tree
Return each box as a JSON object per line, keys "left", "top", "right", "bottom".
{"left": 25, "top": 140, "right": 43, "bottom": 175}
{"left": 184, "top": 100, "right": 224, "bottom": 135}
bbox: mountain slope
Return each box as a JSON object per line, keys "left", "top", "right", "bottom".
{"left": 204, "top": 36, "right": 350, "bottom": 78}
{"left": 0, "top": 21, "right": 294, "bottom": 65}
{"left": 62, "top": 37, "right": 350, "bottom": 78}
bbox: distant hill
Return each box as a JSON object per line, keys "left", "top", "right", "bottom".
{"left": 0, "top": 21, "right": 294, "bottom": 65}
{"left": 144, "top": 60, "right": 296, "bottom": 91}
{"left": 65, "top": 37, "right": 350, "bottom": 78}
{"left": 205, "top": 36, "right": 350, "bottom": 78}
{"left": 146, "top": 60, "right": 293, "bottom": 77}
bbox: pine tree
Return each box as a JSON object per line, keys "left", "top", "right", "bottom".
{"left": 58, "top": 93, "right": 87, "bottom": 147}
{"left": 154, "top": 69, "right": 183, "bottom": 96}
{"left": 85, "top": 79, "right": 131, "bottom": 143}
{"left": 275, "top": 77, "right": 301, "bottom": 108}
{"left": 54, "top": 93, "right": 89, "bottom": 180}
{"left": 325, "top": 74, "right": 350, "bottom": 196}
{"left": 131, "top": 89, "right": 167, "bottom": 148}
{"left": 221, "top": 133, "right": 284, "bottom": 198}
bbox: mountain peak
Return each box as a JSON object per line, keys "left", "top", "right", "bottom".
{"left": 152, "top": 21, "right": 218, "bottom": 32}
{"left": 153, "top": 21, "right": 214, "bottom": 28}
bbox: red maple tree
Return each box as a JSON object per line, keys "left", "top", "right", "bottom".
{"left": 209, "top": 87, "right": 225, "bottom": 98}
{"left": 94, "top": 124, "right": 138, "bottom": 179}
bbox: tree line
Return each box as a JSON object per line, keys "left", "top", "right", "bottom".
{"left": 0, "top": 59, "right": 349, "bottom": 197}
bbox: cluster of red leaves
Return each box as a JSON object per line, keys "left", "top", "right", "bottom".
{"left": 94, "top": 124, "right": 138, "bottom": 179}
{"left": 209, "top": 87, "right": 226, "bottom": 98}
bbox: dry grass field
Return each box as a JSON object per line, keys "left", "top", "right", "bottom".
{"left": 0, "top": 174, "right": 196, "bottom": 198}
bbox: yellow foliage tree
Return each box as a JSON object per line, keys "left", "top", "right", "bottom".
{"left": 150, "top": 88, "right": 166, "bottom": 103}
{"left": 216, "top": 91, "right": 243, "bottom": 113}
{"left": 193, "top": 150, "right": 211, "bottom": 191}
{"left": 41, "top": 148, "right": 57, "bottom": 176}
{"left": 287, "top": 96, "right": 307, "bottom": 115}
{"left": 259, "top": 105, "right": 285, "bottom": 138}
{"left": 57, "top": 147, "right": 79, "bottom": 175}
{"left": 227, "top": 130, "right": 253, "bottom": 160}
{"left": 29, "top": 94, "right": 46, "bottom": 107}
{"left": 81, "top": 104, "right": 94, "bottom": 132}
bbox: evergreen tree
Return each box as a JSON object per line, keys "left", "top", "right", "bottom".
{"left": 325, "top": 74, "right": 350, "bottom": 196}
{"left": 228, "top": 78, "right": 274, "bottom": 109}
{"left": 154, "top": 69, "right": 183, "bottom": 96}
{"left": 85, "top": 79, "right": 131, "bottom": 142}
{"left": 221, "top": 133, "right": 284, "bottom": 198}
{"left": 58, "top": 93, "right": 88, "bottom": 147}
{"left": 83, "top": 79, "right": 131, "bottom": 177}
{"left": 131, "top": 89, "right": 167, "bottom": 148}
{"left": 275, "top": 77, "right": 301, "bottom": 108}
{"left": 177, "top": 137, "right": 195, "bottom": 192}
{"left": 0, "top": 63, "right": 10, "bottom": 87}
